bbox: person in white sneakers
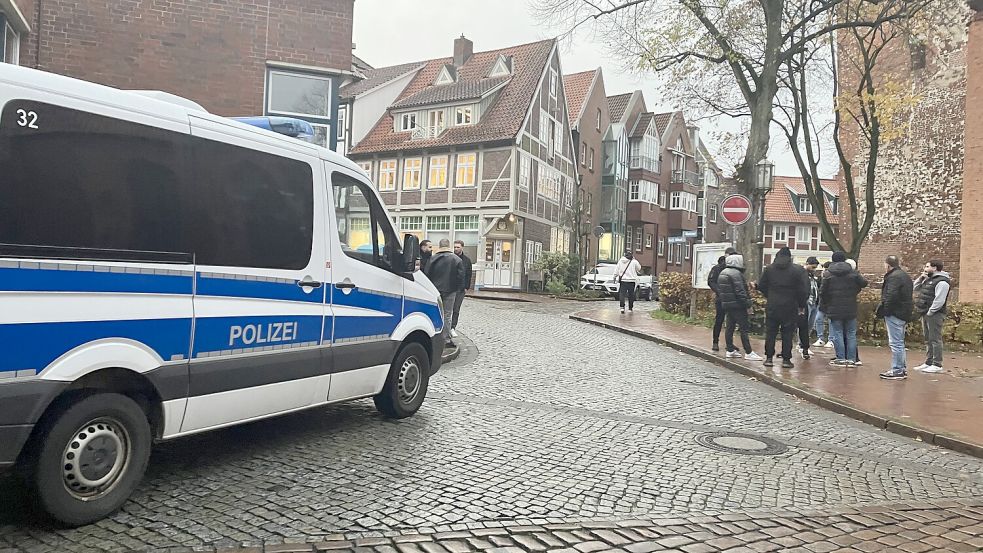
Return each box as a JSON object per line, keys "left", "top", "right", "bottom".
{"left": 912, "top": 260, "right": 951, "bottom": 374}
{"left": 613, "top": 249, "right": 642, "bottom": 313}
{"left": 716, "top": 254, "right": 763, "bottom": 361}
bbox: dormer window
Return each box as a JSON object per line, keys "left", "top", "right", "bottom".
{"left": 435, "top": 64, "right": 457, "bottom": 85}
{"left": 798, "top": 196, "right": 813, "bottom": 213}
{"left": 488, "top": 55, "right": 513, "bottom": 78}
{"left": 400, "top": 113, "right": 418, "bottom": 132}
{"left": 455, "top": 106, "right": 473, "bottom": 126}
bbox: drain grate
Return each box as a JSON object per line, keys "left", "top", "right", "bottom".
{"left": 695, "top": 432, "right": 789, "bottom": 456}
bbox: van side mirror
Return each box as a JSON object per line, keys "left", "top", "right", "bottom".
{"left": 402, "top": 234, "right": 420, "bottom": 274}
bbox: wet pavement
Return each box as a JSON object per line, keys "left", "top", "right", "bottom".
{"left": 572, "top": 306, "right": 983, "bottom": 451}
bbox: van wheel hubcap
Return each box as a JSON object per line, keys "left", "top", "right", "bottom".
{"left": 62, "top": 418, "right": 130, "bottom": 499}
{"left": 398, "top": 357, "right": 421, "bottom": 404}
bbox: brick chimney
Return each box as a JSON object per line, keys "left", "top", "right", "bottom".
{"left": 454, "top": 35, "right": 473, "bottom": 67}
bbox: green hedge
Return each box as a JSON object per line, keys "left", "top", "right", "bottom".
{"left": 657, "top": 274, "right": 983, "bottom": 350}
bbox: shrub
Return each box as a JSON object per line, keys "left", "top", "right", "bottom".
{"left": 533, "top": 252, "right": 571, "bottom": 289}
{"left": 657, "top": 272, "right": 692, "bottom": 315}
{"left": 563, "top": 254, "right": 583, "bottom": 291}
{"left": 545, "top": 278, "right": 568, "bottom": 295}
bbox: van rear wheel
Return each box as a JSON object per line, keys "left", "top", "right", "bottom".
{"left": 32, "top": 393, "right": 152, "bottom": 527}
{"left": 374, "top": 343, "right": 430, "bottom": 419}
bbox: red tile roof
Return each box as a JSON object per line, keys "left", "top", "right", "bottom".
{"left": 653, "top": 112, "right": 674, "bottom": 136}
{"left": 562, "top": 69, "right": 597, "bottom": 126}
{"left": 340, "top": 61, "right": 424, "bottom": 100}
{"left": 350, "top": 39, "right": 555, "bottom": 154}
{"left": 607, "top": 93, "right": 633, "bottom": 123}
{"left": 765, "top": 175, "right": 840, "bottom": 225}
{"left": 629, "top": 112, "right": 654, "bottom": 138}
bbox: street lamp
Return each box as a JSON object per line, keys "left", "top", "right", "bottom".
{"left": 753, "top": 159, "right": 775, "bottom": 274}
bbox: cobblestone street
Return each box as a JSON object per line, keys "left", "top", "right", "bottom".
{"left": 1, "top": 299, "right": 981, "bottom": 552}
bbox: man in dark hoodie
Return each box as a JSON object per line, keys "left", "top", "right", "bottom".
{"left": 757, "top": 247, "right": 808, "bottom": 368}
{"left": 820, "top": 251, "right": 868, "bottom": 366}
{"left": 424, "top": 239, "right": 465, "bottom": 348}
{"left": 878, "top": 255, "right": 914, "bottom": 380}
{"left": 707, "top": 251, "right": 732, "bottom": 351}
{"left": 716, "top": 254, "right": 763, "bottom": 361}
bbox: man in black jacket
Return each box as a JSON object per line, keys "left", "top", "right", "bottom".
{"left": 418, "top": 240, "right": 433, "bottom": 272}
{"left": 757, "top": 247, "right": 809, "bottom": 369}
{"left": 820, "top": 251, "right": 868, "bottom": 366}
{"left": 717, "top": 254, "right": 763, "bottom": 361}
{"left": 424, "top": 239, "right": 465, "bottom": 348}
{"left": 878, "top": 255, "right": 914, "bottom": 380}
{"left": 451, "top": 240, "right": 473, "bottom": 338}
{"left": 707, "top": 255, "right": 728, "bottom": 351}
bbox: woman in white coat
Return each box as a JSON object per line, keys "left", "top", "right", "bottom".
{"left": 613, "top": 250, "right": 642, "bottom": 313}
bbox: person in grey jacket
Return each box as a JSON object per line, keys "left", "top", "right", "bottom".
{"left": 913, "top": 259, "right": 951, "bottom": 374}
{"left": 716, "top": 254, "right": 763, "bottom": 361}
{"left": 424, "top": 239, "right": 465, "bottom": 348}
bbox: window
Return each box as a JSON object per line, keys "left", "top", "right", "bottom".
{"left": 454, "top": 215, "right": 480, "bottom": 231}
{"left": 428, "top": 156, "right": 448, "bottom": 189}
{"left": 379, "top": 160, "right": 397, "bottom": 191}
{"left": 538, "top": 165, "right": 560, "bottom": 202}
{"left": 629, "top": 180, "right": 659, "bottom": 204}
{"left": 402, "top": 158, "right": 422, "bottom": 190}
{"left": 400, "top": 113, "right": 418, "bottom": 132}
{"left": 563, "top": 177, "right": 573, "bottom": 207}
{"left": 549, "top": 69, "right": 558, "bottom": 98}
{"left": 548, "top": 118, "right": 557, "bottom": 158}
{"left": 426, "top": 215, "right": 451, "bottom": 244}
{"left": 266, "top": 70, "right": 333, "bottom": 147}
{"left": 629, "top": 181, "right": 639, "bottom": 201}
{"left": 0, "top": 101, "right": 317, "bottom": 270}
{"left": 626, "top": 226, "right": 633, "bottom": 251}
{"left": 2, "top": 19, "right": 19, "bottom": 65}
{"left": 589, "top": 147, "right": 594, "bottom": 171}
{"left": 456, "top": 153, "right": 477, "bottom": 187}
{"left": 798, "top": 196, "right": 813, "bottom": 213}
{"left": 676, "top": 244, "right": 683, "bottom": 265}
{"left": 455, "top": 106, "right": 473, "bottom": 126}
{"left": 539, "top": 110, "right": 551, "bottom": 145}
{"left": 659, "top": 190, "right": 668, "bottom": 208}
{"left": 596, "top": 108, "right": 602, "bottom": 132}
{"left": 796, "top": 225, "right": 812, "bottom": 244}
{"left": 454, "top": 215, "right": 480, "bottom": 260}
{"left": 519, "top": 154, "right": 530, "bottom": 189}
{"left": 400, "top": 216, "right": 424, "bottom": 239}
{"left": 658, "top": 238, "right": 665, "bottom": 257}
{"left": 685, "top": 244, "right": 691, "bottom": 260}
{"left": 670, "top": 191, "right": 698, "bottom": 212}
{"left": 709, "top": 204, "right": 718, "bottom": 223}
{"left": 645, "top": 234, "right": 652, "bottom": 249}
{"left": 773, "top": 225, "right": 788, "bottom": 242}
{"left": 635, "top": 227, "right": 642, "bottom": 253}
{"left": 333, "top": 173, "right": 398, "bottom": 270}
{"left": 336, "top": 106, "right": 347, "bottom": 140}
{"left": 671, "top": 191, "right": 683, "bottom": 210}
{"left": 581, "top": 142, "right": 587, "bottom": 166}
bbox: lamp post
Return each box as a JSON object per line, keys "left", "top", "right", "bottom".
{"left": 754, "top": 159, "right": 775, "bottom": 274}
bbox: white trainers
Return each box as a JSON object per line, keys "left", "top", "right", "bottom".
{"left": 813, "top": 339, "right": 825, "bottom": 348}
{"left": 921, "top": 365, "right": 944, "bottom": 373}
{"left": 852, "top": 360, "right": 863, "bottom": 366}
{"left": 913, "top": 363, "right": 929, "bottom": 371}
{"left": 725, "top": 350, "right": 743, "bottom": 358}
{"left": 620, "top": 308, "right": 625, "bottom": 313}
{"left": 745, "top": 352, "right": 764, "bottom": 361}
{"left": 450, "top": 329, "right": 459, "bottom": 338}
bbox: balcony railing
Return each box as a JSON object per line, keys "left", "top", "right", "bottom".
{"left": 411, "top": 125, "right": 446, "bottom": 140}
{"left": 671, "top": 169, "right": 701, "bottom": 186}
{"left": 629, "top": 156, "right": 661, "bottom": 173}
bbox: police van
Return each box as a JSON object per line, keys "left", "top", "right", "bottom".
{"left": 0, "top": 64, "right": 445, "bottom": 525}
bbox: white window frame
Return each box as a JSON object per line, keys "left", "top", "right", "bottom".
{"left": 773, "top": 225, "right": 789, "bottom": 243}
{"left": 798, "top": 196, "right": 814, "bottom": 213}
{"left": 658, "top": 237, "right": 665, "bottom": 257}
{"left": 659, "top": 190, "right": 667, "bottom": 208}
{"left": 626, "top": 226, "right": 633, "bottom": 251}
{"left": 519, "top": 154, "right": 530, "bottom": 189}
{"left": 400, "top": 216, "right": 424, "bottom": 233}
{"left": 403, "top": 158, "right": 423, "bottom": 190}
{"left": 670, "top": 191, "right": 683, "bottom": 210}
{"left": 581, "top": 142, "right": 587, "bottom": 166}
{"left": 795, "top": 225, "right": 812, "bottom": 244}
{"left": 596, "top": 108, "right": 601, "bottom": 132}
{"left": 589, "top": 147, "right": 594, "bottom": 171}
{"left": 428, "top": 155, "right": 448, "bottom": 189}
{"left": 379, "top": 159, "right": 398, "bottom": 191}
{"left": 629, "top": 181, "right": 640, "bottom": 201}
{"left": 635, "top": 227, "right": 643, "bottom": 253}
{"left": 427, "top": 215, "right": 451, "bottom": 232}
{"left": 3, "top": 20, "right": 19, "bottom": 65}
{"left": 266, "top": 70, "right": 333, "bottom": 120}
{"left": 454, "top": 106, "right": 473, "bottom": 126}
{"left": 709, "top": 204, "right": 718, "bottom": 223}
{"left": 454, "top": 215, "right": 480, "bottom": 231}
{"left": 685, "top": 243, "right": 691, "bottom": 260}
{"left": 357, "top": 160, "right": 372, "bottom": 177}
{"left": 645, "top": 234, "right": 653, "bottom": 249}
{"left": 549, "top": 68, "right": 558, "bottom": 99}
{"left": 400, "top": 113, "right": 418, "bottom": 132}
{"left": 455, "top": 153, "right": 477, "bottom": 188}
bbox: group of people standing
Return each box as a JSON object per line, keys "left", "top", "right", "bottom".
{"left": 707, "top": 247, "right": 951, "bottom": 380}
{"left": 419, "top": 239, "right": 473, "bottom": 349}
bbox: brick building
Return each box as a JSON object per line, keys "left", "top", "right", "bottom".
{"left": 348, "top": 37, "right": 577, "bottom": 291}
{"left": 563, "top": 68, "right": 610, "bottom": 270}
{"left": 763, "top": 177, "right": 841, "bottom": 265}
{"left": 2, "top": 0, "right": 354, "bottom": 149}
{"left": 837, "top": 1, "right": 983, "bottom": 302}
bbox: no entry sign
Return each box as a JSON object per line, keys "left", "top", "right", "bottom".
{"left": 721, "top": 195, "right": 753, "bottom": 226}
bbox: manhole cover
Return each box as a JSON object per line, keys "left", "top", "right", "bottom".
{"left": 695, "top": 432, "right": 788, "bottom": 456}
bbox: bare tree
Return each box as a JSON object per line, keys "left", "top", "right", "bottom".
{"left": 534, "top": 0, "right": 936, "bottom": 277}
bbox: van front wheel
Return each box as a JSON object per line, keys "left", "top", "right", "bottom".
{"left": 374, "top": 343, "right": 430, "bottom": 419}
{"left": 32, "top": 393, "right": 152, "bottom": 527}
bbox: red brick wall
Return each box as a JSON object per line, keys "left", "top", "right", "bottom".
{"left": 960, "top": 13, "right": 983, "bottom": 302}
{"left": 22, "top": 0, "right": 353, "bottom": 116}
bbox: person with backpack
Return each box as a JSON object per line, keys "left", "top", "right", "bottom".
{"left": 613, "top": 249, "right": 642, "bottom": 313}
{"left": 877, "top": 255, "right": 914, "bottom": 380}
{"left": 820, "top": 251, "right": 868, "bottom": 366}
{"left": 757, "top": 247, "right": 809, "bottom": 369}
{"left": 912, "top": 259, "right": 951, "bottom": 374}
{"left": 717, "top": 254, "right": 763, "bottom": 361}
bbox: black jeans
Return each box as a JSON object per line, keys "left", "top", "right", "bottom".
{"left": 619, "top": 281, "right": 637, "bottom": 310}
{"left": 797, "top": 310, "right": 811, "bottom": 351}
{"left": 725, "top": 309, "right": 753, "bottom": 354}
{"left": 712, "top": 299, "right": 726, "bottom": 345}
{"left": 765, "top": 314, "right": 797, "bottom": 361}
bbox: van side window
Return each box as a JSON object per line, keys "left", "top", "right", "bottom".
{"left": 332, "top": 172, "right": 398, "bottom": 270}
{"left": 0, "top": 100, "right": 193, "bottom": 259}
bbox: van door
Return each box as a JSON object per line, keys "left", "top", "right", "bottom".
{"left": 326, "top": 168, "right": 405, "bottom": 401}
{"left": 0, "top": 96, "right": 195, "bottom": 435}
{"left": 180, "top": 116, "right": 329, "bottom": 433}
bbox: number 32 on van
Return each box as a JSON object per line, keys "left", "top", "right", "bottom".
{"left": 229, "top": 321, "right": 298, "bottom": 347}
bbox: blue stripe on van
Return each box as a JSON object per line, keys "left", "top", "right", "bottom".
{"left": 333, "top": 316, "right": 399, "bottom": 340}
{"left": 191, "top": 315, "right": 324, "bottom": 357}
{"left": 404, "top": 298, "right": 443, "bottom": 331}
{"left": 0, "top": 319, "right": 192, "bottom": 374}
{"left": 196, "top": 274, "right": 325, "bottom": 304}
{"left": 330, "top": 286, "right": 403, "bottom": 314}
{"left": 0, "top": 267, "right": 193, "bottom": 295}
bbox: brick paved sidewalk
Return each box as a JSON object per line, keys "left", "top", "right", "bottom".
{"left": 571, "top": 306, "right": 983, "bottom": 456}
{"left": 165, "top": 500, "right": 983, "bottom": 553}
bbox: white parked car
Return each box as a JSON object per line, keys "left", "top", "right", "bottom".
{"left": 581, "top": 263, "right": 619, "bottom": 295}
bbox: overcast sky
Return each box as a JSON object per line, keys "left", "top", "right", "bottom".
{"left": 352, "top": 0, "right": 828, "bottom": 178}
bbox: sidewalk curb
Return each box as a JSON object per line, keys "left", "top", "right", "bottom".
{"left": 441, "top": 344, "right": 461, "bottom": 364}
{"left": 468, "top": 294, "right": 536, "bottom": 303}
{"left": 570, "top": 314, "right": 983, "bottom": 459}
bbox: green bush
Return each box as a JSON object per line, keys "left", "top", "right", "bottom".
{"left": 563, "top": 254, "right": 583, "bottom": 291}
{"left": 545, "top": 278, "right": 568, "bottom": 295}
{"left": 533, "top": 252, "right": 570, "bottom": 289}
